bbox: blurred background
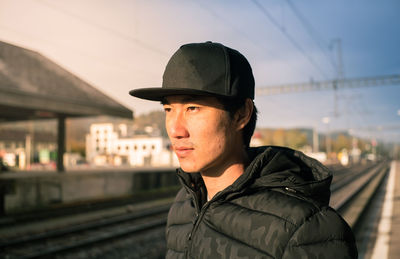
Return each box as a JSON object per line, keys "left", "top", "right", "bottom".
{"left": 0, "top": 1, "right": 399, "bottom": 258}
{"left": 1, "top": 0, "right": 399, "bottom": 172}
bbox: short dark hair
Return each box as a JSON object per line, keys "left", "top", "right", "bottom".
{"left": 219, "top": 98, "right": 258, "bottom": 148}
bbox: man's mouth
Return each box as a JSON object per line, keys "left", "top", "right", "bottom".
{"left": 173, "top": 146, "right": 194, "bottom": 158}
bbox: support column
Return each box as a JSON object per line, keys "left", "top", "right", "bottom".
{"left": 313, "top": 127, "right": 319, "bottom": 153}
{"left": 57, "top": 115, "right": 66, "bottom": 172}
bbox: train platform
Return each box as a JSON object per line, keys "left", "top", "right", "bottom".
{"left": 0, "top": 168, "right": 178, "bottom": 215}
{"left": 367, "top": 161, "right": 399, "bottom": 259}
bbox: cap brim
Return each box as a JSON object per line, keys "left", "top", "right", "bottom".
{"left": 129, "top": 87, "right": 227, "bottom": 101}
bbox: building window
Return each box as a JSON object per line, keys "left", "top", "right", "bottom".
{"left": 134, "top": 145, "right": 137, "bottom": 150}
{"left": 117, "top": 146, "right": 121, "bottom": 150}
{"left": 151, "top": 145, "right": 155, "bottom": 150}
{"left": 126, "top": 146, "right": 129, "bottom": 150}
{"left": 143, "top": 145, "right": 146, "bottom": 150}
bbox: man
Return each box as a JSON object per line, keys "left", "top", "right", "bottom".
{"left": 130, "top": 42, "right": 357, "bottom": 258}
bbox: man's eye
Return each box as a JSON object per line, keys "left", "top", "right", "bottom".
{"left": 187, "top": 106, "right": 199, "bottom": 112}
{"left": 163, "top": 107, "right": 171, "bottom": 113}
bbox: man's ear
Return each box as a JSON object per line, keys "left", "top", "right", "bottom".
{"left": 235, "top": 99, "right": 253, "bottom": 131}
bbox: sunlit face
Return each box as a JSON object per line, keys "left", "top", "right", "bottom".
{"left": 163, "top": 95, "right": 242, "bottom": 174}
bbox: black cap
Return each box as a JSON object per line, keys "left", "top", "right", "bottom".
{"left": 129, "top": 41, "right": 255, "bottom": 101}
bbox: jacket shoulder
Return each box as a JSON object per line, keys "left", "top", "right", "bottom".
{"left": 227, "top": 188, "right": 323, "bottom": 225}
{"left": 282, "top": 206, "right": 358, "bottom": 258}
{"left": 204, "top": 189, "right": 357, "bottom": 258}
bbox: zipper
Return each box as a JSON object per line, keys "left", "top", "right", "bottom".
{"left": 186, "top": 185, "right": 235, "bottom": 257}
{"left": 178, "top": 173, "right": 239, "bottom": 257}
{"left": 183, "top": 183, "right": 200, "bottom": 258}
{"left": 187, "top": 198, "right": 213, "bottom": 258}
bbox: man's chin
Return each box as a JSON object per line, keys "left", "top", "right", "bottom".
{"left": 179, "top": 162, "right": 199, "bottom": 173}
{"left": 180, "top": 167, "right": 198, "bottom": 173}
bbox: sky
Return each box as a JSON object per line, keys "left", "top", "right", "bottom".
{"left": 0, "top": 0, "right": 399, "bottom": 143}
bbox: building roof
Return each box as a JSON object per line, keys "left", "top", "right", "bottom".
{"left": 0, "top": 40, "right": 133, "bottom": 121}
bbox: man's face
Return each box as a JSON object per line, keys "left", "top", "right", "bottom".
{"left": 163, "top": 95, "right": 242, "bottom": 174}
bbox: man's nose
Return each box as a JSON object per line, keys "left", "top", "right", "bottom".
{"left": 167, "top": 112, "right": 189, "bottom": 139}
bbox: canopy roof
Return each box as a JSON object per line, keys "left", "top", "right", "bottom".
{"left": 0, "top": 40, "right": 133, "bottom": 121}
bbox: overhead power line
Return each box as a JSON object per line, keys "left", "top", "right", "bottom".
{"left": 0, "top": 25, "right": 159, "bottom": 77}
{"left": 251, "top": 0, "right": 330, "bottom": 79}
{"left": 256, "top": 74, "right": 400, "bottom": 96}
{"left": 194, "top": 1, "right": 304, "bottom": 76}
{"left": 35, "top": 0, "right": 169, "bottom": 57}
{"left": 285, "top": 0, "right": 338, "bottom": 75}
{"left": 194, "top": 2, "right": 271, "bottom": 55}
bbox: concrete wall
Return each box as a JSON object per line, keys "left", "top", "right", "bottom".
{"left": 0, "top": 168, "right": 179, "bottom": 214}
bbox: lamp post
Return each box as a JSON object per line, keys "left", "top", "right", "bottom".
{"left": 322, "top": 117, "right": 331, "bottom": 159}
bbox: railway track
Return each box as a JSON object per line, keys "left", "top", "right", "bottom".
{"left": 0, "top": 161, "right": 389, "bottom": 258}
{"left": 0, "top": 202, "right": 171, "bottom": 258}
{"left": 0, "top": 186, "right": 180, "bottom": 228}
{"left": 330, "top": 162, "right": 377, "bottom": 190}
{"left": 330, "top": 161, "right": 390, "bottom": 229}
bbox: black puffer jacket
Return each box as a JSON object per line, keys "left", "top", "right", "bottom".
{"left": 166, "top": 146, "right": 358, "bottom": 258}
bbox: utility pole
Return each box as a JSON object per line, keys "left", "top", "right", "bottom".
{"left": 322, "top": 117, "right": 331, "bottom": 158}
{"left": 313, "top": 126, "right": 319, "bottom": 153}
{"left": 332, "top": 38, "right": 344, "bottom": 118}
{"left": 333, "top": 38, "right": 345, "bottom": 80}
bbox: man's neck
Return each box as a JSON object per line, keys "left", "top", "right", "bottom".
{"left": 200, "top": 150, "right": 249, "bottom": 200}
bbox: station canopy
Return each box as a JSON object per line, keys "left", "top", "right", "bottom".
{"left": 0, "top": 40, "right": 133, "bottom": 121}
{"left": 0, "top": 40, "right": 133, "bottom": 171}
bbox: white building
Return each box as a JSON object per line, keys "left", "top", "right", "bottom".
{"left": 86, "top": 123, "right": 178, "bottom": 167}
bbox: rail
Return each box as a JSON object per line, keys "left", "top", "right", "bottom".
{"left": 331, "top": 161, "right": 390, "bottom": 228}
{"left": 0, "top": 203, "right": 171, "bottom": 258}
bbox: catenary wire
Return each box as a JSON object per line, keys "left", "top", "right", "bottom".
{"left": 193, "top": 1, "right": 306, "bottom": 80}
{"left": 285, "top": 0, "right": 338, "bottom": 76}
{"left": 251, "top": 0, "right": 330, "bottom": 80}
{"left": 34, "top": 0, "right": 169, "bottom": 57}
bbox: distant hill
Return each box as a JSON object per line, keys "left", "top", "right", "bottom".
{"left": 255, "top": 127, "right": 310, "bottom": 149}
{"left": 131, "top": 111, "right": 167, "bottom": 137}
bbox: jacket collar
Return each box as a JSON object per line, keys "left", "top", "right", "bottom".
{"left": 177, "top": 146, "right": 332, "bottom": 206}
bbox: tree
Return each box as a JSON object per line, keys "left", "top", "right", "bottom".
{"left": 286, "top": 130, "right": 307, "bottom": 149}
{"left": 333, "top": 134, "right": 351, "bottom": 153}
{"left": 272, "top": 129, "right": 286, "bottom": 146}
